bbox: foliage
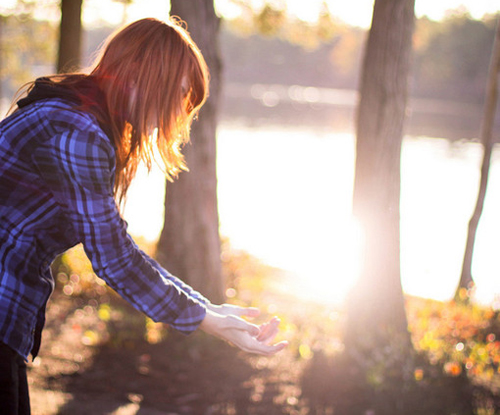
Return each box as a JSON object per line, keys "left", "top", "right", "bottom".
{"left": 412, "top": 12, "right": 498, "bottom": 103}
{"left": 223, "top": 0, "right": 340, "bottom": 50}
{"left": 0, "top": 2, "right": 58, "bottom": 101}
{"left": 408, "top": 297, "right": 500, "bottom": 385}
{"left": 300, "top": 297, "right": 500, "bottom": 414}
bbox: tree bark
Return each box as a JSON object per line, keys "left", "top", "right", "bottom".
{"left": 57, "top": 0, "right": 83, "bottom": 73}
{"left": 346, "top": 0, "right": 415, "bottom": 352}
{"left": 456, "top": 19, "right": 500, "bottom": 302}
{"left": 157, "top": 0, "right": 224, "bottom": 304}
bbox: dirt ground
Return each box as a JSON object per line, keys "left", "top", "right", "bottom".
{"left": 26, "top": 285, "right": 500, "bottom": 415}
{"left": 27, "top": 291, "right": 312, "bottom": 415}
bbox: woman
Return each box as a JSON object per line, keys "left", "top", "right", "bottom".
{"left": 0, "top": 17, "right": 287, "bottom": 414}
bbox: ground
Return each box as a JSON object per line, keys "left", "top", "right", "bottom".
{"left": 25, "top": 245, "right": 500, "bottom": 415}
{"left": 27, "top": 289, "right": 312, "bottom": 415}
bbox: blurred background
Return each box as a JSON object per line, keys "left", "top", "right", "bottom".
{"left": 3, "top": 0, "right": 500, "bottom": 414}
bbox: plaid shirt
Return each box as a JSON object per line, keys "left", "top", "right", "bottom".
{"left": 0, "top": 98, "right": 207, "bottom": 360}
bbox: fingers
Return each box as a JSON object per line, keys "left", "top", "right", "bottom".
{"left": 257, "top": 317, "right": 281, "bottom": 343}
{"left": 202, "top": 306, "right": 288, "bottom": 356}
{"left": 224, "top": 315, "right": 288, "bottom": 356}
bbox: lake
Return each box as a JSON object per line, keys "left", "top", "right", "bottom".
{"left": 124, "top": 123, "right": 500, "bottom": 307}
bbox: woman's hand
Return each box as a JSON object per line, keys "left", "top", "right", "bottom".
{"left": 200, "top": 303, "right": 288, "bottom": 356}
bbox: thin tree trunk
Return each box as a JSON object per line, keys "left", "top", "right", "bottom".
{"left": 157, "top": 0, "right": 224, "bottom": 303}
{"left": 456, "top": 19, "right": 500, "bottom": 302}
{"left": 346, "top": 0, "right": 415, "bottom": 352}
{"left": 57, "top": 0, "right": 83, "bottom": 73}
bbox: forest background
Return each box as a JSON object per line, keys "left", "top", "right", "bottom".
{"left": 1, "top": 4, "right": 498, "bottom": 138}
{"left": 2, "top": 1, "right": 500, "bottom": 414}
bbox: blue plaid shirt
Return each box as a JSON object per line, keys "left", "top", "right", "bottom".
{"left": 0, "top": 98, "right": 208, "bottom": 360}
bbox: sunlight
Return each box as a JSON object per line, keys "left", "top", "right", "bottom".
{"left": 215, "top": 127, "right": 361, "bottom": 306}
{"left": 324, "top": 0, "right": 375, "bottom": 27}
{"left": 400, "top": 137, "right": 481, "bottom": 302}
{"left": 124, "top": 125, "right": 363, "bottom": 306}
{"left": 123, "top": 165, "right": 166, "bottom": 243}
{"left": 470, "top": 159, "right": 500, "bottom": 306}
{"left": 125, "top": 127, "right": 500, "bottom": 308}
{"left": 282, "top": 216, "right": 364, "bottom": 305}
{"left": 400, "top": 137, "right": 500, "bottom": 304}
{"left": 0, "top": 0, "right": 16, "bottom": 9}
{"left": 83, "top": 0, "right": 124, "bottom": 26}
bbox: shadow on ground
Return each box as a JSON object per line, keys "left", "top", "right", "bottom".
{"left": 28, "top": 292, "right": 305, "bottom": 415}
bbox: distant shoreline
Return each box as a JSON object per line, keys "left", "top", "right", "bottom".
{"left": 2, "top": 83, "right": 495, "bottom": 142}
{"left": 220, "top": 82, "right": 496, "bottom": 141}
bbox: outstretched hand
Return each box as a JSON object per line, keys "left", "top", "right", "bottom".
{"left": 200, "top": 303, "right": 288, "bottom": 356}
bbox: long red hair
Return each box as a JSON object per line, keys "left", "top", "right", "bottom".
{"left": 91, "top": 17, "right": 209, "bottom": 201}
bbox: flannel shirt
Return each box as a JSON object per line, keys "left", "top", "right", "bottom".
{"left": 0, "top": 98, "right": 208, "bottom": 360}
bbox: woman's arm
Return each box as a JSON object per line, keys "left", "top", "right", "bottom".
{"left": 32, "top": 116, "right": 206, "bottom": 334}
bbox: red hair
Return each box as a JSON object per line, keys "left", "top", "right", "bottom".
{"left": 91, "top": 17, "right": 209, "bottom": 201}
{"left": 12, "top": 18, "right": 209, "bottom": 202}
{"left": 90, "top": 17, "right": 209, "bottom": 201}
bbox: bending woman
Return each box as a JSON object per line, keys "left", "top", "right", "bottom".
{"left": 0, "top": 17, "right": 287, "bottom": 415}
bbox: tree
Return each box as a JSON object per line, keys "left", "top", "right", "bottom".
{"left": 57, "top": 0, "right": 83, "bottom": 73}
{"left": 157, "top": 0, "right": 225, "bottom": 303}
{"left": 456, "top": 18, "right": 500, "bottom": 302}
{"left": 345, "top": 0, "right": 416, "bottom": 359}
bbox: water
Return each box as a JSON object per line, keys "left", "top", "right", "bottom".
{"left": 400, "top": 137, "right": 500, "bottom": 305}
{"left": 124, "top": 125, "right": 500, "bottom": 306}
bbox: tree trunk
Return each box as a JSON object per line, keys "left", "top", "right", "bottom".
{"left": 157, "top": 0, "right": 224, "bottom": 304}
{"left": 57, "top": 0, "right": 83, "bottom": 73}
{"left": 455, "top": 19, "right": 500, "bottom": 303}
{"left": 346, "top": 0, "right": 415, "bottom": 353}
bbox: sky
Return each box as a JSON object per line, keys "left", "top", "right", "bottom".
{"left": 282, "top": 0, "right": 500, "bottom": 27}
{"left": 119, "top": 0, "right": 499, "bottom": 29}
{"left": 1, "top": 0, "right": 498, "bottom": 28}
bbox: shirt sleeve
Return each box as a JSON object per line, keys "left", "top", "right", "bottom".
{"left": 138, "top": 248, "right": 210, "bottom": 305}
{"left": 31, "top": 112, "right": 207, "bottom": 334}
